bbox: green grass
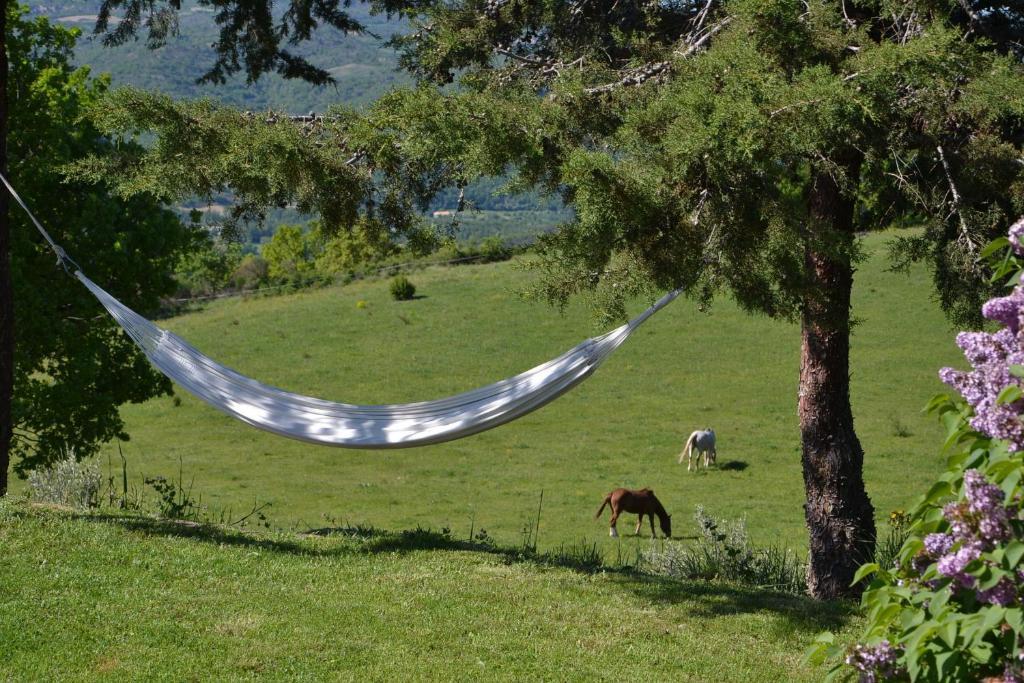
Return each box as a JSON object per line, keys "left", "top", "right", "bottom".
{"left": 14, "top": 229, "right": 961, "bottom": 554}
{"left": 0, "top": 500, "right": 853, "bottom": 681}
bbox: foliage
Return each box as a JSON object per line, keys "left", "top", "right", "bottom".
{"left": 810, "top": 227, "right": 1024, "bottom": 682}
{"left": 174, "top": 232, "right": 243, "bottom": 297}
{"left": 26, "top": 452, "right": 102, "bottom": 509}
{"left": 8, "top": 5, "right": 201, "bottom": 474}
{"left": 642, "top": 506, "right": 807, "bottom": 595}
{"left": 230, "top": 253, "right": 269, "bottom": 291}
{"left": 77, "top": 1, "right": 1024, "bottom": 322}
{"left": 388, "top": 274, "right": 416, "bottom": 300}
{"left": 261, "top": 223, "right": 317, "bottom": 283}
{"left": 144, "top": 473, "right": 198, "bottom": 520}
{"left": 311, "top": 217, "right": 398, "bottom": 277}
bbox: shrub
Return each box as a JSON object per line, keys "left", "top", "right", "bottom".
{"left": 810, "top": 221, "right": 1024, "bottom": 682}
{"left": 389, "top": 275, "right": 416, "bottom": 301}
{"left": 231, "top": 254, "right": 269, "bottom": 290}
{"left": 642, "top": 506, "right": 806, "bottom": 594}
{"left": 27, "top": 453, "right": 102, "bottom": 509}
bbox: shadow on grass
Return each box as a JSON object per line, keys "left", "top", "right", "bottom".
{"left": 718, "top": 460, "right": 749, "bottom": 471}
{"left": 75, "top": 512, "right": 855, "bottom": 633}
{"left": 610, "top": 571, "right": 853, "bottom": 632}
{"left": 78, "top": 513, "right": 605, "bottom": 572}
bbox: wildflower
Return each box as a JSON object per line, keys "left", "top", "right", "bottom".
{"left": 845, "top": 641, "right": 902, "bottom": 682}
{"left": 936, "top": 541, "right": 983, "bottom": 588}
{"left": 978, "top": 577, "right": 1018, "bottom": 606}
{"left": 1009, "top": 217, "right": 1024, "bottom": 256}
{"left": 923, "top": 532, "right": 954, "bottom": 558}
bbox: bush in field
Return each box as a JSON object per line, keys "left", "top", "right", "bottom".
{"left": 231, "top": 254, "right": 270, "bottom": 291}
{"left": 810, "top": 222, "right": 1024, "bottom": 682}
{"left": 389, "top": 275, "right": 416, "bottom": 301}
{"left": 28, "top": 453, "right": 102, "bottom": 510}
{"left": 642, "top": 506, "right": 806, "bottom": 595}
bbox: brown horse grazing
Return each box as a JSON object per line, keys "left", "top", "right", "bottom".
{"left": 595, "top": 488, "right": 672, "bottom": 539}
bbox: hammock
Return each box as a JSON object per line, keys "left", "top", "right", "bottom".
{"left": 4, "top": 173, "right": 682, "bottom": 448}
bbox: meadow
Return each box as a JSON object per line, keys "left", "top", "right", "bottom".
{"left": 1, "top": 228, "right": 971, "bottom": 680}
{"left": 21, "top": 228, "right": 961, "bottom": 552}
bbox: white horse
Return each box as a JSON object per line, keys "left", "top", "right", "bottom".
{"left": 678, "top": 429, "right": 716, "bottom": 471}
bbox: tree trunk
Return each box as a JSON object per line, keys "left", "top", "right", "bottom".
{"left": 0, "top": 1, "right": 11, "bottom": 497}
{"left": 799, "top": 163, "right": 875, "bottom": 600}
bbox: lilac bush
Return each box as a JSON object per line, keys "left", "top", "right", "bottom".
{"left": 809, "top": 220, "right": 1024, "bottom": 682}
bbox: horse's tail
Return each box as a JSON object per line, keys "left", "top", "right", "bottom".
{"left": 678, "top": 431, "right": 698, "bottom": 464}
{"left": 595, "top": 494, "right": 611, "bottom": 519}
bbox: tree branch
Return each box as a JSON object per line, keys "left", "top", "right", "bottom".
{"left": 937, "top": 144, "right": 978, "bottom": 258}
{"left": 584, "top": 16, "right": 731, "bottom": 96}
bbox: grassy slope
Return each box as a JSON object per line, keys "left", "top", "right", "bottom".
{"left": 9, "top": 228, "right": 957, "bottom": 555}
{"left": 0, "top": 501, "right": 852, "bottom": 681}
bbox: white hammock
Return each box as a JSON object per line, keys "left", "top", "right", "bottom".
{"left": 0, "top": 171, "right": 682, "bottom": 449}
{"left": 78, "top": 272, "right": 680, "bottom": 448}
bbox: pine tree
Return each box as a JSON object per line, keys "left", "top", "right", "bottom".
{"left": 84, "top": 0, "right": 1024, "bottom": 598}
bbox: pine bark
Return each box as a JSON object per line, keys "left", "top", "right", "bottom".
{"left": 0, "top": 2, "right": 12, "bottom": 497}
{"left": 799, "top": 163, "right": 876, "bottom": 600}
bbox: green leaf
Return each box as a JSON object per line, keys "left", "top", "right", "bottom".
{"left": 969, "top": 643, "right": 992, "bottom": 664}
{"left": 1008, "top": 607, "right": 1023, "bottom": 635}
{"left": 922, "top": 480, "right": 953, "bottom": 506}
{"left": 1005, "top": 541, "right": 1024, "bottom": 569}
{"left": 928, "top": 588, "right": 950, "bottom": 616}
{"left": 852, "top": 562, "right": 880, "bottom": 585}
{"left": 1001, "top": 469, "right": 1022, "bottom": 499}
{"left": 1011, "top": 365, "right": 1024, "bottom": 379}
{"left": 997, "top": 385, "right": 1023, "bottom": 405}
{"left": 980, "top": 236, "right": 1011, "bottom": 258}
{"left": 937, "top": 620, "right": 958, "bottom": 648}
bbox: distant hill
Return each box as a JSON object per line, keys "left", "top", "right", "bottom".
{"left": 32, "top": 0, "right": 410, "bottom": 110}
{"left": 30, "top": 1, "right": 569, "bottom": 242}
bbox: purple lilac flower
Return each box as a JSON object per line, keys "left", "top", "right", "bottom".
{"left": 964, "top": 469, "right": 1011, "bottom": 543}
{"left": 1009, "top": 217, "right": 1024, "bottom": 256}
{"left": 846, "top": 641, "right": 901, "bottom": 682}
{"left": 943, "top": 501, "right": 974, "bottom": 542}
{"left": 978, "top": 577, "right": 1018, "bottom": 606}
{"left": 965, "top": 470, "right": 1006, "bottom": 513}
{"left": 937, "top": 541, "right": 983, "bottom": 588}
{"left": 924, "top": 532, "right": 954, "bottom": 558}
{"left": 983, "top": 288, "right": 1024, "bottom": 336}
{"left": 1007, "top": 662, "right": 1024, "bottom": 683}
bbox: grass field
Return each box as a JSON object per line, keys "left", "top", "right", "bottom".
{"left": 0, "top": 501, "right": 854, "bottom": 681}
{"left": 18, "top": 228, "right": 956, "bottom": 554}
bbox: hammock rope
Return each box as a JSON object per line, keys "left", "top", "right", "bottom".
{"left": 2, "top": 172, "right": 683, "bottom": 448}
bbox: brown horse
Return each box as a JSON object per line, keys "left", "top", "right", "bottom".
{"left": 595, "top": 488, "right": 672, "bottom": 538}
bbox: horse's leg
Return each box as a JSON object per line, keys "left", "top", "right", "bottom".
{"left": 609, "top": 508, "right": 620, "bottom": 538}
{"left": 649, "top": 513, "right": 657, "bottom": 538}
{"left": 634, "top": 513, "right": 643, "bottom": 536}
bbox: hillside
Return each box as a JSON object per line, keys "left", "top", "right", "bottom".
{"left": 35, "top": 0, "right": 409, "bottom": 110}
{"left": 6, "top": 229, "right": 963, "bottom": 555}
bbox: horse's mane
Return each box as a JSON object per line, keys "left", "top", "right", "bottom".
{"left": 650, "top": 492, "right": 668, "bottom": 518}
